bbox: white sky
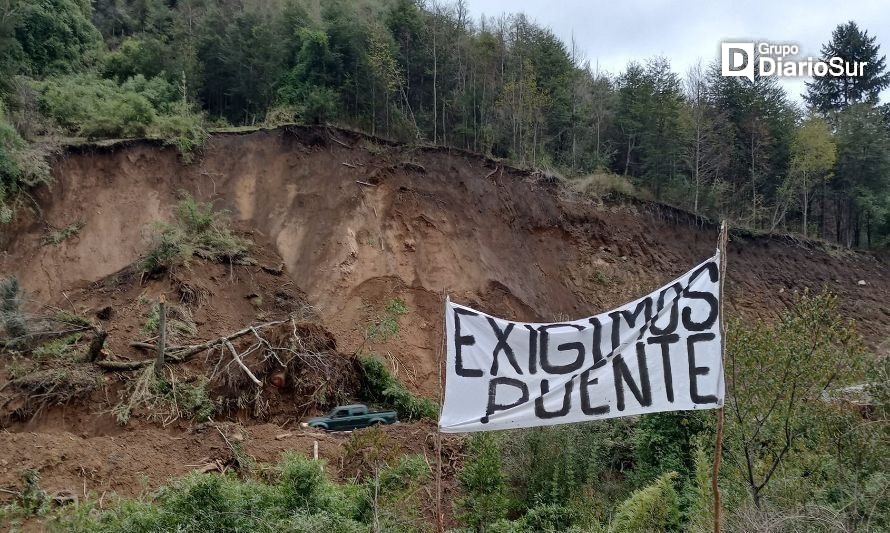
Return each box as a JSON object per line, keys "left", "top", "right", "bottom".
{"left": 463, "top": 0, "right": 890, "bottom": 106}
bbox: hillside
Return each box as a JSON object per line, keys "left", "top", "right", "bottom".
{"left": 0, "top": 126, "right": 888, "bottom": 528}
{"left": 4, "top": 126, "right": 889, "bottom": 369}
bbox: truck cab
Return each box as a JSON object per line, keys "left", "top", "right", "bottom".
{"left": 305, "top": 404, "right": 397, "bottom": 431}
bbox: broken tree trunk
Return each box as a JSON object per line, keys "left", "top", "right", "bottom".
{"left": 95, "top": 319, "right": 289, "bottom": 371}
{"left": 87, "top": 327, "right": 107, "bottom": 362}
{"left": 154, "top": 296, "right": 166, "bottom": 378}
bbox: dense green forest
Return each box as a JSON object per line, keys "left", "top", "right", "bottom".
{"left": 1, "top": 0, "right": 889, "bottom": 247}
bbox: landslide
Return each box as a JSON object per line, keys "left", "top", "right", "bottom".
{"left": 0, "top": 124, "right": 888, "bottom": 512}
{"left": 0, "top": 127, "right": 890, "bottom": 396}
{"left": 3, "top": 126, "right": 888, "bottom": 398}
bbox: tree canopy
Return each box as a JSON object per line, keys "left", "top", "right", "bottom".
{"left": 0, "top": 2, "right": 887, "bottom": 247}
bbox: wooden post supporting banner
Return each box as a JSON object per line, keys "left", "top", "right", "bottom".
{"left": 713, "top": 221, "right": 729, "bottom": 532}
{"left": 435, "top": 291, "right": 447, "bottom": 533}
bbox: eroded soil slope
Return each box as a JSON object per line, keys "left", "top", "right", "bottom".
{"left": 3, "top": 126, "right": 888, "bottom": 397}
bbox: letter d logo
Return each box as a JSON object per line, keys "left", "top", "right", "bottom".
{"left": 721, "top": 42, "right": 755, "bottom": 82}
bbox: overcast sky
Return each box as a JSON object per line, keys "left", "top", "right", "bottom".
{"left": 463, "top": 0, "right": 890, "bottom": 106}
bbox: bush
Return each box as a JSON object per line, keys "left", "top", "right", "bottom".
{"left": 358, "top": 355, "right": 438, "bottom": 420}
{"left": 457, "top": 433, "right": 510, "bottom": 528}
{"left": 32, "top": 332, "right": 83, "bottom": 360}
{"left": 113, "top": 368, "right": 215, "bottom": 426}
{"left": 611, "top": 471, "right": 682, "bottom": 532}
{"left": 42, "top": 221, "right": 84, "bottom": 245}
{"left": 0, "top": 101, "right": 52, "bottom": 224}
{"left": 366, "top": 298, "right": 408, "bottom": 341}
{"left": 633, "top": 412, "right": 710, "bottom": 485}
{"left": 32, "top": 74, "right": 207, "bottom": 157}
{"left": 500, "top": 420, "right": 636, "bottom": 513}
{"left": 279, "top": 452, "right": 329, "bottom": 509}
{"left": 141, "top": 193, "right": 249, "bottom": 274}
{"left": 34, "top": 74, "right": 154, "bottom": 136}
{"left": 154, "top": 104, "right": 208, "bottom": 163}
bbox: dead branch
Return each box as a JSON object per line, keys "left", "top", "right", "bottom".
{"left": 356, "top": 180, "right": 377, "bottom": 187}
{"left": 328, "top": 132, "right": 351, "bottom": 148}
{"left": 226, "top": 340, "right": 262, "bottom": 386}
{"left": 96, "top": 319, "right": 290, "bottom": 371}
{"left": 130, "top": 341, "right": 184, "bottom": 352}
{"left": 261, "top": 263, "right": 284, "bottom": 276}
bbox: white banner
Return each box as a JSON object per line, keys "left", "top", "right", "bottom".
{"left": 439, "top": 252, "right": 724, "bottom": 433}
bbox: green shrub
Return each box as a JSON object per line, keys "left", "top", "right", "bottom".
{"left": 376, "top": 453, "right": 429, "bottom": 494}
{"left": 141, "top": 300, "right": 197, "bottom": 338}
{"left": 32, "top": 333, "right": 83, "bottom": 360}
{"left": 358, "top": 355, "right": 438, "bottom": 420}
{"left": 279, "top": 452, "right": 328, "bottom": 509}
{"left": 103, "top": 37, "right": 170, "bottom": 82}
{"left": 486, "top": 503, "right": 588, "bottom": 533}
{"left": 0, "top": 101, "right": 52, "bottom": 224}
{"left": 32, "top": 74, "right": 207, "bottom": 157}
{"left": 141, "top": 193, "right": 249, "bottom": 274}
{"left": 633, "top": 412, "right": 710, "bottom": 485}
{"left": 55, "top": 453, "right": 382, "bottom": 532}
{"left": 611, "top": 471, "right": 682, "bottom": 532}
{"left": 34, "top": 75, "right": 148, "bottom": 134}
{"left": 80, "top": 91, "right": 156, "bottom": 138}
{"left": 682, "top": 440, "right": 715, "bottom": 533}
{"left": 151, "top": 377, "right": 214, "bottom": 423}
{"left": 140, "top": 223, "right": 192, "bottom": 274}
{"left": 500, "top": 420, "right": 636, "bottom": 514}
{"left": 367, "top": 298, "right": 409, "bottom": 341}
{"left": 19, "top": 469, "right": 49, "bottom": 516}
{"left": 154, "top": 104, "right": 208, "bottom": 162}
{"left": 457, "top": 433, "right": 510, "bottom": 529}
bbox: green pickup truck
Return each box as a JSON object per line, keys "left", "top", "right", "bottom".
{"left": 303, "top": 404, "right": 398, "bottom": 431}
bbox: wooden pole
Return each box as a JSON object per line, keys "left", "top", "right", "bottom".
{"left": 713, "top": 221, "right": 729, "bottom": 533}
{"left": 154, "top": 295, "right": 166, "bottom": 378}
{"left": 435, "top": 291, "right": 447, "bottom": 533}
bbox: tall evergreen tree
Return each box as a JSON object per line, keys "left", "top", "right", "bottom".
{"left": 805, "top": 21, "right": 890, "bottom": 113}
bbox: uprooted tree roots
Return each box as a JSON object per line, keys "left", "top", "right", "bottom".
{"left": 104, "top": 318, "right": 361, "bottom": 424}
{"left": 210, "top": 321, "right": 359, "bottom": 419}
{"left": 2, "top": 365, "right": 100, "bottom": 421}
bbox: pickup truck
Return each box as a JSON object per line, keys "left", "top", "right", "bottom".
{"left": 303, "top": 404, "right": 397, "bottom": 431}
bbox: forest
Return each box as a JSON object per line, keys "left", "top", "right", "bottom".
{"left": 1, "top": 0, "right": 889, "bottom": 247}
{"left": 0, "top": 1, "right": 888, "bottom": 532}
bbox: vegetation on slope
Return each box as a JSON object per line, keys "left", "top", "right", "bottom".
{"left": 140, "top": 193, "right": 250, "bottom": 275}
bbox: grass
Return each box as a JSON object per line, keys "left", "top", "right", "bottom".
{"left": 570, "top": 172, "right": 638, "bottom": 199}
{"left": 32, "top": 333, "right": 83, "bottom": 360}
{"left": 141, "top": 193, "right": 250, "bottom": 274}
{"left": 366, "top": 298, "right": 409, "bottom": 342}
{"left": 42, "top": 221, "right": 84, "bottom": 245}
{"left": 141, "top": 299, "right": 197, "bottom": 338}
{"left": 113, "top": 368, "right": 214, "bottom": 426}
